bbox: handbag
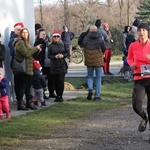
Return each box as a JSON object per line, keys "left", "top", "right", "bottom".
{"left": 12, "top": 58, "right": 26, "bottom": 73}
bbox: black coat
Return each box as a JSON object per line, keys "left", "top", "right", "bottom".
{"left": 34, "top": 37, "right": 50, "bottom": 68}
{"left": 48, "top": 41, "right": 69, "bottom": 75}
{"left": 0, "top": 44, "right": 5, "bottom": 67}
{"left": 83, "top": 31, "right": 106, "bottom": 53}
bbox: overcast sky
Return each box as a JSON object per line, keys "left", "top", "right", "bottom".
{"left": 34, "top": 0, "right": 106, "bottom": 6}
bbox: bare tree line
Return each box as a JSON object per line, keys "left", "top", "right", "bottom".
{"left": 34, "top": 0, "right": 142, "bottom": 36}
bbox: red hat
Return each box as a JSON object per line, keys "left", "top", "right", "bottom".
{"left": 33, "top": 59, "right": 42, "bottom": 70}
{"left": 52, "top": 30, "right": 61, "bottom": 37}
{"left": 14, "top": 22, "right": 24, "bottom": 29}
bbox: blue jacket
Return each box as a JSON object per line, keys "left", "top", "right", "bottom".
{"left": 0, "top": 77, "right": 8, "bottom": 97}
{"left": 31, "top": 69, "right": 46, "bottom": 89}
{"left": 8, "top": 31, "right": 19, "bottom": 57}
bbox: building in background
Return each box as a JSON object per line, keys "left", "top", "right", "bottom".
{"left": 0, "top": 0, "right": 35, "bottom": 102}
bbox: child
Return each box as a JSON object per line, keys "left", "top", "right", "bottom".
{"left": 32, "top": 60, "right": 47, "bottom": 107}
{"left": 0, "top": 68, "right": 11, "bottom": 120}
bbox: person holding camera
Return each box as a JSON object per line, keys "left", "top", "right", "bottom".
{"left": 34, "top": 28, "right": 56, "bottom": 99}
{"left": 13, "top": 28, "right": 42, "bottom": 110}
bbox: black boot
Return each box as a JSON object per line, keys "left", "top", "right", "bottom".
{"left": 17, "top": 101, "right": 29, "bottom": 111}
{"left": 26, "top": 100, "right": 37, "bottom": 110}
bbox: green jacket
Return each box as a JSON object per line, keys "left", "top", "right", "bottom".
{"left": 14, "top": 37, "right": 39, "bottom": 75}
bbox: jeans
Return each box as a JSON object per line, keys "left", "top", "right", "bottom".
{"left": 87, "top": 66, "right": 102, "bottom": 98}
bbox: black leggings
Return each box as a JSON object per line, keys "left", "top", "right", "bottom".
{"left": 132, "top": 80, "right": 150, "bottom": 123}
{"left": 52, "top": 74, "right": 65, "bottom": 98}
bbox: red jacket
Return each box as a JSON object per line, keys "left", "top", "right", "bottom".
{"left": 127, "top": 39, "right": 150, "bottom": 80}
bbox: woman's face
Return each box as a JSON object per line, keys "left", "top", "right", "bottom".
{"left": 22, "top": 29, "right": 29, "bottom": 39}
{"left": 39, "top": 31, "right": 46, "bottom": 40}
{"left": 52, "top": 35, "right": 61, "bottom": 42}
{"left": 138, "top": 28, "right": 149, "bottom": 40}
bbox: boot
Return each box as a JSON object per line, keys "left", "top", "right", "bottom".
{"left": 26, "top": 100, "right": 37, "bottom": 110}
{"left": 34, "top": 100, "right": 38, "bottom": 106}
{"left": 17, "top": 100, "right": 29, "bottom": 111}
{"left": 41, "top": 101, "right": 48, "bottom": 107}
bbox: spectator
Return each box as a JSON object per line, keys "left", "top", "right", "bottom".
{"left": 48, "top": 30, "right": 69, "bottom": 102}
{"left": 127, "top": 23, "right": 150, "bottom": 139}
{"left": 32, "top": 59, "right": 47, "bottom": 107}
{"left": 61, "top": 26, "right": 75, "bottom": 63}
{"left": 13, "top": 28, "right": 42, "bottom": 110}
{"left": 0, "top": 33, "right": 5, "bottom": 67}
{"left": 35, "top": 23, "right": 42, "bottom": 38}
{"left": 0, "top": 68, "right": 10, "bottom": 120}
{"left": 34, "top": 28, "right": 56, "bottom": 99}
{"left": 123, "top": 18, "right": 141, "bottom": 82}
{"left": 8, "top": 22, "right": 24, "bottom": 103}
{"left": 95, "top": 19, "right": 108, "bottom": 43}
{"left": 121, "top": 25, "right": 130, "bottom": 55}
{"left": 8, "top": 22, "right": 24, "bottom": 68}
{"left": 83, "top": 25, "right": 106, "bottom": 100}
{"left": 101, "top": 23, "right": 114, "bottom": 75}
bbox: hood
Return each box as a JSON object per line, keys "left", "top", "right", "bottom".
{"left": 87, "top": 32, "right": 100, "bottom": 40}
{"left": 33, "top": 69, "right": 42, "bottom": 75}
{"left": 9, "top": 31, "right": 18, "bottom": 39}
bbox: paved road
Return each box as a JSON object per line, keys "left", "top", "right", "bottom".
{"left": 66, "top": 61, "right": 123, "bottom": 77}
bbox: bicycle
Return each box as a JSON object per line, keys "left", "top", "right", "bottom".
{"left": 71, "top": 46, "right": 84, "bottom": 64}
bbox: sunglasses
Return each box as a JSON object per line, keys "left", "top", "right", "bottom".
{"left": 53, "top": 36, "right": 60, "bottom": 38}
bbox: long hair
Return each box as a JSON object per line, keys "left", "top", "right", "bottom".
{"left": 19, "top": 28, "right": 30, "bottom": 44}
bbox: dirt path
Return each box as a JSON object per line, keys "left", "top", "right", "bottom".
{"left": 3, "top": 104, "right": 150, "bottom": 150}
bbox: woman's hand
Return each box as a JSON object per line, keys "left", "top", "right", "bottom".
{"left": 130, "top": 63, "right": 136, "bottom": 71}
{"left": 55, "top": 53, "right": 64, "bottom": 59}
{"left": 36, "top": 44, "right": 42, "bottom": 51}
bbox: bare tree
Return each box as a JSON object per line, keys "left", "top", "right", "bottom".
{"left": 118, "top": 0, "right": 124, "bottom": 26}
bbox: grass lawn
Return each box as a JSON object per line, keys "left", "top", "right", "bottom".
{"left": 0, "top": 77, "right": 133, "bottom": 146}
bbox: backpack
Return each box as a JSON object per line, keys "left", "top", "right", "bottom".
{"left": 78, "top": 31, "right": 88, "bottom": 47}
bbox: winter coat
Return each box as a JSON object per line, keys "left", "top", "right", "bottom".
{"left": 0, "top": 77, "right": 8, "bottom": 97}
{"left": 97, "top": 27, "right": 108, "bottom": 43}
{"left": 61, "top": 31, "right": 75, "bottom": 46}
{"left": 32, "top": 69, "right": 46, "bottom": 89}
{"left": 13, "top": 37, "right": 39, "bottom": 75}
{"left": 34, "top": 36, "right": 50, "bottom": 68}
{"left": 0, "top": 44, "right": 5, "bottom": 67}
{"left": 48, "top": 41, "right": 69, "bottom": 75}
{"left": 83, "top": 31, "right": 106, "bottom": 67}
{"left": 8, "top": 31, "right": 19, "bottom": 57}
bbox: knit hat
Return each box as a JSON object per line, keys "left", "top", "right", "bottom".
{"left": 133, "top": 18, "right": 141, "bottom": 27}
{"left": 95, "top": 19, "right": 101, "bottom": 27}
{"left": 52, "top": 30, "right": 61, "bottom": 37}
{"left": 14, "top": 22, "right": 24, "bottom": 29}
{"left": 0, "top": 68, "right": 5, "bottom": 76}
{"left": 35, "top": 23, "right": 42, "bottom": 31}
{"left": 63, "top": 25, "right": 67, "bottom": 30}
{"left": 137, "top": 23, "right": 149, "bottom": 32}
